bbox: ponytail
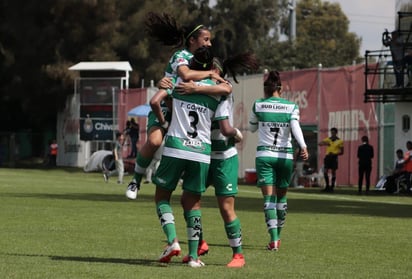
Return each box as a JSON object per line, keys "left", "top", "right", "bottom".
{"left": 145, "top": 12, "right": 208, "bottom": 49}
{"left": 263, "top": 71, "right": 282, "bottom": 96}
{"left": 216, "top": 52, "right": 259, "bottom": 83}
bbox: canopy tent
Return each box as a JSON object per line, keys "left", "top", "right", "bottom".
{"left": 128, "top": 104, "right": 151, "bottom": 117}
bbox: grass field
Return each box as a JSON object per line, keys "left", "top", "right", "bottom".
{"left": 1, "top": 168, "right": 411, "bottom": 279}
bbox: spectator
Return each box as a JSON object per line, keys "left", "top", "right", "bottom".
{"left": 382, "top": 30, "right": 406, "bottom": 88}
{"left": 393, "top": 149, "right": 406, "bottom": 176}
{"left": 384, "top": 149, "right": 406, "bottom": 193}
{"left": 49, "top": 139, "right": 58, "bottom": 167}
{"left": 128, "top": 118, "right": 140, "bottom": 158}
{"left": 403, "top": 141, "right": 412, "bottom": 193}
{"left": 103, "top": 132, "right": 125, "bottom": 184}
{"left": 357, "top": 136, "right": 374, "bottom": 194}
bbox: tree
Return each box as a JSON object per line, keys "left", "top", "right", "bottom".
{"left": 0, "top": 0, "right": 363, "bottom": 141}
{"left": 211, "top": 0, "right": 286, "bottom": 70}
{"left": 291, "top": 0, "right": 361, "bottom": 68}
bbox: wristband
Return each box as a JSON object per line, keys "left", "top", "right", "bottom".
{"left": 234, "top": 128, "right": 243, "bottom": 142}
{"left": 161, "top": 121, "right": 169, "bottom": 130}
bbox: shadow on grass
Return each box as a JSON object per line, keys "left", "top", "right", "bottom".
{"left": 1, "top": 166, "right": 85, "bottom": 172}
{"left": 1, "top": 191, "right": 159, "bottom": 203}
{"left": 203, "top": 189, "right": 412, "bottom": 219}
{"left": 7, "top": 251, "right": 232, "bottom": 268}
{"left": 4, "top": 252, "right": 172, "bottom": 267}
{"left": 3, "top": 188, "right": 412, "bottom": 219}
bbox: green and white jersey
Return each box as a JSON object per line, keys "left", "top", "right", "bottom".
{"left": 163, "top": 78, "right": 222, "bottom": 164}
{"left": 211, "top": 88, "right": 237, "bottom": 160}
{"left": 164, "top": 49, "right": 193, "bottom": 78}
{"left": 249, "top": 97, "right": 300, "bottom": 160}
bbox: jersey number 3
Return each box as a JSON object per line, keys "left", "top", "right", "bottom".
{"left": 187, "top": 111, "right": 199, "bottom": 138}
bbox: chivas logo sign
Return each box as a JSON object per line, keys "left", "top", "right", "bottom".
{"left": 80, "top": 118, "right": 118, "bottom": 141}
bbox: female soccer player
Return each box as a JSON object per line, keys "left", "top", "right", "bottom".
{"left": 176, "top": 52, "right": 258, "bottom": 267}
{"left": 249, "top": 70, "right": 309, "bottom": 251}
{"left": 152, "top": 47, "right": 233, "bottom": 267}
{"left": 126, "top": 12, "right": 226, "bottom": 200}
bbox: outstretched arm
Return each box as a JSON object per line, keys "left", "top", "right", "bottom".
{"left": 177, "top": 65, "right": 226, "bottom": 84}
{"left": 175, "top": 80, "right": 231, "bottom": 96}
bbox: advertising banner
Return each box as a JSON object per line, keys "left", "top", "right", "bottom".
{"left": 80, "top": 118, "right": 117, "bottom": 141}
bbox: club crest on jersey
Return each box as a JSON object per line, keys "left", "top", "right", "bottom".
{"left": 176, "top": 58, "right": 186, "bottom": 64}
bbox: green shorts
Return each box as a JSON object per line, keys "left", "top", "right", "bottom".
{"left": 256, "top": 156, "right": 293, "bottom": 188}
{"left": 147, "top": 108, "right": 172, "bottom": 131}
{"left": 153, "top": 155, "right": 209, "bottom": 195}
{"left": 207, "top": 155, "right": 239, "bottom": 196}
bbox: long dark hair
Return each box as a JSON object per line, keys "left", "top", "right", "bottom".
{"left": 190, "top": 46, "right": 214, "bottom": 71}
{"left": 263, "top": 70, "right": 282, "bottom": 97}
{"left": 214, "top": 52, "right": 259, "bottom": 83}
{"left": 145, "top": 12, "right": 208, "bottom": 49}
{"left": 188, "top": 46, "right": 259, "bottom": 80}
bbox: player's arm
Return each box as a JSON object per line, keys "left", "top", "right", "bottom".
{"left": 177, "top": 64, "right": 226, "bottom": 84}
{"left": 291, "top": 119, "right": 309, "bottom": 161}
{"left": 157, "top": 77, "right": 173, "bottom": 90}
{"left": 175, "top": 80, "right": 231, "bottom": 96}
{"left": 248, "top": 110, "right": 258, "bottom": 133}
{"left": 218, "top": 119, "right": 243, "bottom": 143}
{"left": 149, "top": 89, "right": 169, "bottom": 128}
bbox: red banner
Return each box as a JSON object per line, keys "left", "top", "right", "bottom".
{"left": 281, "top": 65, "right": 378, "bottom": 186}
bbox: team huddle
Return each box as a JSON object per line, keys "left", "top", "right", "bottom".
{"left": 124, "top": 12, "right": 308, "bottom": 268}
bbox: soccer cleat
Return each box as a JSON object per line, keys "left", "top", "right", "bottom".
{"left": 181, "top": 255, "right": 190, "bottom": 264}
{"left": 198, "top": 240, "right": 209, "bottom": 256}
{"left": 182, "top": 240, "right": 209, "bottom": 263}
{"left": 158, "top": 242, "right": 181, "bottom": 263}
{"left": 125, "top": 182, "right": 140, "bottom": 200}
{"left": 226, "top": 253, "right": 245, "bottom": 268}
{"left": 187, "top": 258, "right": 205, "bottom": 268}
{"left": 103, "top": 172, "right": 109, "bottom": 183}
{"left": 267, "top": 240, "right": 281, "bottom": 251}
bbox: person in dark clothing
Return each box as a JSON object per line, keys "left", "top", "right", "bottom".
{"left": 357, "top": 136, "right": 374, "bottom": 194}
{"left": 128, "top": 118, "right": 140, "bottom": 158}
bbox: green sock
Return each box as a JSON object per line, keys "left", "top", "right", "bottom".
{"left": 276, "top": 195, "right": 287, "bottom": 239}
{"left": 184, "top": 211, "right": 203, "bottom": 243}
{"left": 133, "top": 153, "right": 152, "bottom": 183}
{"left": 185, "top": 209, "right": 202, "bottom": 260}
{"left": 156, "top": 201, "right": 177, "bottom": 244}
{"left": 264, "top": 195, "right": 278, "bottom": 242}
{"left": 225, "top": 218, "right": 243, "bottom": 254}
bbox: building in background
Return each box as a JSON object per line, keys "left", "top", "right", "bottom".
{"left": 364, "top": 1, "right": 412, "bottom": 177}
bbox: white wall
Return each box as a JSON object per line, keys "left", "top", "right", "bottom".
{"left": 394, "top": 103, "right": 412, "bottom": 151}
{"left": 231, "top": 74, "right": 263, "bottom": 178}
{"left": 56, "top": 94, "right": 88, "bottom": 167}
